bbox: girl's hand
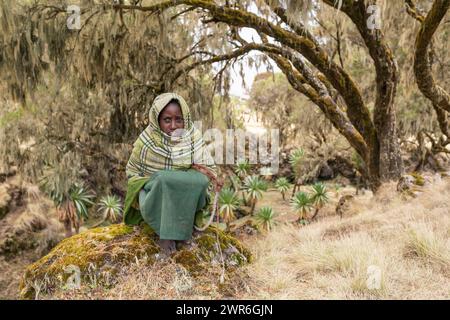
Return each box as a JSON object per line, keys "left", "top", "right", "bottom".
{"left": 192, "top": 164, "right": 223, "bottom": 192}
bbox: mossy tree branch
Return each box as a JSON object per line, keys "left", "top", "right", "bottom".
{"left": 231, "top": 32, "right": 370, "bottom": 159}
{"left": 406, "top": 0, "right": 450, "bottom": 149}
{"left": 411, "top": 0, "right": 450, "bottom": 113}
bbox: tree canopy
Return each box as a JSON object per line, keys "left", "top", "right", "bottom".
{"left": 0, "top": 0, "right": 449, "bottom": 191}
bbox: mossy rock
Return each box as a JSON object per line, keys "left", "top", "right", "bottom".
{"left": 410, "top": 172, "right": 425, "bottom": 186}
{"left": 397, "top": 174, "right": 425, "bottom": 196}
{"left": 19, "top": 223, "right": 252, "bottom": 299}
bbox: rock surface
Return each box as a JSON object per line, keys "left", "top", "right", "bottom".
{"left": 19, "top": 223, "right": 252, "bottom": 299}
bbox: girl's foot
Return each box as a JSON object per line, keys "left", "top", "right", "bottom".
{"left": 158, "top": 239, "right": 176, "bottom": 255}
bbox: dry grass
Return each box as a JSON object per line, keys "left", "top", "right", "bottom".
{"left": 237, "top": 178, "right": 450, "bottom": 299}
{"left": 0, "top": 181, "right": 64, "bottom": 299}
{"left": 403, "top": 223, "right": 450, "bottom": 273}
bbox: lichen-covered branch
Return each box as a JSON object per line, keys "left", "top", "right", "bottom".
{"left": 230, "top": 29, "right": 369, "bottom": 159}
{"left": 405, "top": 0, "right": 450, "bottom": 153}
{"left": 256, "top": 46, "right": 369, "bottom": 159}
{"left": 411, "top": 0, "right": 450, "bottom": 113}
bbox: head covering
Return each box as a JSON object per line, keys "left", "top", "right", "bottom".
{"left": 126, "top": 92, "right": 216, "bottom": 179}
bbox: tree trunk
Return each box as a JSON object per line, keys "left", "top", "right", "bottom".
{"left": 338, "top": 2, "right": 404, "bottom": 189}
{"left": 375, "top": 111, "right": 403, "bottom": 181}
{"left": 291, "top": 182, "right": 300, "bottom": 197}
{"left": 311, "top": 208, "right": 320, "bottom": 221}
{"left": 241, "top": 191, "right": 247, "bottom": 206}
{"left": 250, "top": 199, "right": 256, "bottom": 215}
{"left": 63, "top": 220, "right": 72, "bottom": 238}
{"left": 371, "top": 34, "right": 403, "bottom": 183}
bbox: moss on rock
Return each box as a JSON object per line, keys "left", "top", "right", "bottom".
{"left": 410, "top": 172, "right": 425, "bottom": 186}
{"left": 19, "top": 223, "right": 251, "bottom": 299}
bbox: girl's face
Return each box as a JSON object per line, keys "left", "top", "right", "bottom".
{"left": 158, "top": 102, "right": 184, "bottom": 136}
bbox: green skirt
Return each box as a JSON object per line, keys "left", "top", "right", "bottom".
{"left": 136, "top": 169, "right": 209, "bottom": 240}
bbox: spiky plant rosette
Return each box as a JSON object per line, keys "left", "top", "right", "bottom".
{"left": 291, "top": 191, "right": 312, "bottom": 220}
{"left": 256, "top": 206, "right": 276, "bottom": 232}
{"left": 97, "top": 194, "right": 123, "bottom": 223}
{"left": 218, "top": 188, "right": 241, "bottom": 223}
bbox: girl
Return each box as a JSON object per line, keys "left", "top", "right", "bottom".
{"left": 123, "top": 92, "right": 222, "bottom": 254}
